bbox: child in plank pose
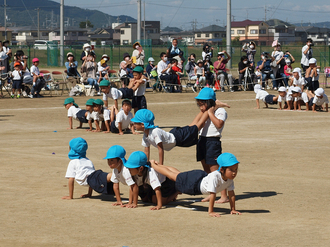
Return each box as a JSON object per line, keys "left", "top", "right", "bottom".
{"left": 124, "top": 151, "right": 179, "bottom": 210}
{"left": 254, "top": 84, "right": 278, "bottom": 109}
{"left": 151, "top": 152, "right": 241, "bottom": 217}
{"left": 91, "top": 99, "right": 111, "bottom": 132}
{"left": 310, "top": 88, "right": 329, "bottom": 112}
{"left": 277, "top": 87, "right": 288, "bottom": 110}
{"left": 85, "top": 98, "right": 95, "bottom": 131}
{"left": 290, "top": 87, "right": 310, "bottom": 111}
{"left": 104, "top": 145, "right": 139, "bottom": 208}
{"left": 62, "top": 137, "right": 114, "bottom": 199}
{"left": 109, "top": 99, "right": 137, "bottom": 135}
{"left": 64, "top": 97, "right": 92, "bottom": 129}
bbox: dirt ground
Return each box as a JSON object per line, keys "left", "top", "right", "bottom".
{"left": 1, "top": 88, "right": 330, "bottom": 247}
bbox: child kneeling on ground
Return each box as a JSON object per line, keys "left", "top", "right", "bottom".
{"left": 110, "top": 99, "right": 137, "bottom": 135}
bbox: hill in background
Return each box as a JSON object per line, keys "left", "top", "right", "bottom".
{"left": 0, "top": 0, "right": 136, "bottom": 28}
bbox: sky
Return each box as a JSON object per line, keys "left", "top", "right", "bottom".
{"left": 53, "top": 0, "right": 330, "bottom": 30}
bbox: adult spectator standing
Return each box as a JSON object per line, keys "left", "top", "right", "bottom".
{"left": 80, "top": 43, "right": 95, "bottom": 63}
{"left": 184, "top": 53, "right": 197, "bottom": 79}
{"left": 2, "top": 40, "right": 12, "bottom": 67}
{"left": 157, "top": 52, "right": 177, "bottom": 89}
{"left": 301, "top": 38, "right": 313, "bottom": 72}
{"left": 271, "top": 43, "right": 284, "bottom": 89}
{"left": 131, "top": 42, "right": 145, "bottom": 68}
{"left": 81, "top": 52, "right": 101, "bottom": 95}
{"left": 257, "top": 52, "right": 276, "bottom": 89}
{"left": 214, "top": 51, "right": 234, "bottom": 92}
{"left": 166, "top": 39, "right": 185, "bottom": 65}
{"left": 242, "top": 41, "right": 256, "bottom": 65}
{"left": 202, "top": 43, "right": 213, "bottom": 60}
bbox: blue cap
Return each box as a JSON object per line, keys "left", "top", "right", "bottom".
{"left": 195, "top": 87, "right": 216, "bottom": 101}
{"left": 130, "top": 109, "right": 158, "bottom": 129}
{"left": 217, "top": 153, "right": 239, "bottom": 169}
{"left": 104, "top": 145, "right": 126, "bottom": 164}
{"left": 124, "top": 151, "right": 148, "bottom": 169}
{"left": 68, "top": 137, "right": 88, "bottom": 160}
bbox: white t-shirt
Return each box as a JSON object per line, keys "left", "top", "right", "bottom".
{"left": 30, "top": 65, "right": 40, "bottom": 76}
{"left": 199, "top": 108, "right": 227, "bottom": 138}
{"left": 278, "top": 94, "right": 287, "bottom": 103}
{"left": 67, "top": 105, "right": 81, "bottom": 120}
{"left": 135, "top": 167, "right": 166, "bottom": 190}
{"left": 110, "top": 166, "right": 135, "bottom": 186}
{"left": 295, "top": 92, "right": 309, "bottom": 103}
{"left": 313, "top": 94, "right": 329, "bottom": 106}
{"left": 286, "top": 86, "right": 295, "bottom": 101}
{"left": 255, "top": 90, "right": 269, "bottom": 102}
{"left": 293, "top": 77, "right": 306, "bottom": 87}
{"left": 134, "top": 79, "right": 147, "bottom": 96}
{"left": 200, "top": 171, "right": 234, "bottom": 195}
{"left": 142, "top": 128, "right": 176, "bottom": 151}
{"left": 115, "top": 110, "right": 133, "bottom": 129}
{"left": 12, "top": 70, "right": 22, "bottom": 80}
{"left": 157, "top": 60, "right": 169, "bottom": 75}
{"left": 91, "top": 108, "right": 110, "bottom": 121}
{"left": 120, "top": 60, "right": 128, "bottom": 77}
{"left": 103, "top": 87, "right": 123, "bottom": 100}
{"left": 301, "top": 45, "right": 312, "bottom": 66}
{"left": 65, "top": 158, "right": 95, "bottom": 186}
{"left": 20, "top": 61, "right": 31, "bottom": 78}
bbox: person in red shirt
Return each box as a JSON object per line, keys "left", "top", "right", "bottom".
{"left": 170, "top": 58, "right": 182, "bottom": 92}
{"left": 214, "top": 51, "right": 234, "bottom": 92}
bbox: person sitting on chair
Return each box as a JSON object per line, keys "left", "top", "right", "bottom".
{"left": 65, "top": 52, "right": 80, "bottom": 87}
{"left": 157, "top": 52, "right": 178, "bottom": 91}
{"left": 257, "top": 52, "right": 276, "bottom": 89}
{"left": 238, "top": 56, "right": 255, "bottom": 90}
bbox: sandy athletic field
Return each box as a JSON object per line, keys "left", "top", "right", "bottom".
{"left": 1, "top": 89, "right": 330, "bottom": 246}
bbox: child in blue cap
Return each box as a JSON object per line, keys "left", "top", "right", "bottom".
{"left": 64, "top": 97, "right": 94, "bottom": 129}
{"left": 90, "top": 99, "right": 111, "bottom": 133}
{"left": 123, "top": 151, "right": 178, "bottom": 210}
{"left": 150, "top": 152, "right": 241, "bottom": 217}
{"left": 104, "top": 145, "right": 139, "bottom": 208}
{"left": 194, "top": 87, "right": 230, "bottom": 204}
{"left": 63, "top": 137, "right": 114, "bottom": 199}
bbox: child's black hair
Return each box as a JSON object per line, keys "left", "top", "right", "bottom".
{"left": 122, "top": 99, "right": 132, "bottom": 106}
{"left": 196, "top": 99, "right": 215, "bottom": 110}
{"left": 160, "top": 52, "right": 166, "bottom": 58}
{"left": 171, "top": 58, "right": 178, "bottom": 64}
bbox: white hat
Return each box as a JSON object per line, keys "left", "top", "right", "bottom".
{"left": 102, "top": 54, "right": 109, "bottom": 58}
{"left": 293, "top": 68, "right": 301, "bottom": 73}
{"left": 218, "top": 52, "right": 224, "bottom": 55}
{"left": 83, "top": 43, "right": 91, "bottom": 49}
{"left": 148, "top": 57, "right": 155, "bottom": 62}
{"left": 291, "top": 87, "right": 302, "bottom": 93}
{"left": 315, "top": 88, "right": 324, "bottom": 97}
{"left": 254, "top": 84, "right": 262, "bottom": 94}
{"left": 278, "top": 86, "right": 286, "bottom": 92}
{"left": 309, "top": 58, "right": 317, "bottom": 65}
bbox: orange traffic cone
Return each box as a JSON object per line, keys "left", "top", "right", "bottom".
{"left": 214, "top": 80, "right": 220, "bottom": 91}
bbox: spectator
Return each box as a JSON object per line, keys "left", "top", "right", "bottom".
{"left": 81, "top": 52, "right": 101, "bottom": 95}
{"left": 119, "top": 53, "right": 134, "bottom": 87}
{"left": 301, "top": 38, "right": 313, "bottom": 72}
{"left": 204, "top": 56, "right": 214, "bottom": 88}
{"left": 214, "top": 51, "right": 234, "bottom": 92}
{"left": 3, "top": 40, "right": 12, "bottom": 67}
{"left": 241, "top": 41, "right": 256, "bottom": 65}
{"left": 146, "top": 57, "right": 157, "bottom": 80}
{"left": 157, "top": 52, "right": 178, "bottom": 89}
{"left": 238, "top": 55, "right": 255, "bottom": 89}
{"left": 271, "top": 43, "right": 284, "bottom": 84}
{"left": 184, "top": 53, "right": 197, "bottom": 79}
{"left": 202, "top": 43, "right": 213, "bottom": 60}
{"left": 166, "top": 39, "right": 185, "bottom": 65}
{"left": 132, "top": 42, "right": 145, "bottom": 68}
{"left": 257, "top": 52, "right": 276, "bottom": 89}
{"left": 15, "top": 50, "right": 33, "bottom": 97}
{"left": 80, "top": 43, "right": 95, "bottom": 63}
{"left": 30, "top": 58, "right": 46, "bottom": 98}
{"left": 193, "top": 59, "right": 206, "bottom": 87}
{"left": 97, "top": 54, "right": 110, "bottom": 73}
{"left": 97, "top": 58, "right": 110, "bottom": 83}
{"left": 305, "top": 58, "right": 319, "bottom": 93}
{"left": 279, "top": 52, "right": 295, "bottom": 88}
{"left": 65, "top": 52, "right": 80, "bottom": 87}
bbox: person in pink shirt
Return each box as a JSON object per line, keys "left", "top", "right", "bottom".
{"left": 214, "top": 51, "right": 234, "bottom": 92}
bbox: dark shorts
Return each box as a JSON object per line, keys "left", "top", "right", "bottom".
{"left": 265, "top": 95, "right": 277, "bottom": 105}
{"left": 308, "top": 98, "right": 314, "bottom": 107}
{"left": 76, "top": 110, "right": 89, "bottom": 123}
{"left": 170, "top": 125, "right": 198, "bottom": 147}
{"left": 110, "top": 120, "right": 119, "bottom": 133}
{"left": 12, "top": 79, "right": 22, "bottom": 89}
{"left": 119, "top": 88, "right": 134, "bottom": 99}
{"left": 197, "top": 136, "right": 222, "bottom": 165}
{"left": 132, "top": 95, "right": 147, "bottom": 110}
{"left": 175, "top": 170, "right": 207, "bottom": 195}
{"left": 306, "top": 78, "right": 319, "bottom": 92}
{"left": 87, "top": 170, "right": 114, "bottom": 194}
{"left": 138, "top": 178, "right": 177, "bottom": 202}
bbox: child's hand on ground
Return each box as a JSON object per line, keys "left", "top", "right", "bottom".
{"left": 67, "top": 127, "right": 73, "bottom": 130}
{"left": 112, "top": 202, "right": 124, "bottom": 206}
{"left": 118, "top": 132, "right": 124, "bottom": 135}
{"left": 81, "top": 194, "right": 92, "bottom": 198}
{"left": 254, "top": 107, "right": 260, "bottom": 109}
{"left": 62, "top": 196, "right": 72, "bottom": 200}
{"left": 103, "top": 131, "right": 110, "bottom": 133}
{"left": 231, "top": 210, "right": 241, "bottom": 215}
{"left": 92, "top": 129, "right": 101, "bottom": 132}
{"left": 86, "top": 129, "right": 93, "bottom": 131}
{"left": 150, "top": 205, "right": 162, "bottom": 210}
{"left": 121, "top": 203, "right": 137, "bottom": 208}
{"left": 132, "top": 131, "right": 139, "bottom": 135}
{"left": 209, "top": 212, "right": 221, "bottom": 217}
{"left": 76, "top": 127, "right": 82, "bottom": 129}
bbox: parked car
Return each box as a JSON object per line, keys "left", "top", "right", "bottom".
{"left": 33, "top": 40, "right": 57, "bottom": 50}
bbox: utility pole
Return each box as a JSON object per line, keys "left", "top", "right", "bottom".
{"left": 86, "top": 17, "right": 88, "bottom": 28}
{"left": 143, "top": 1, "right": 145, "bottom": 45}
{"left": 37, "top": 8, "right": 40, "bottom": 40}
{"left": 4, "top": 0, "right": 7, "bottom": 40}
{"left": 60, "top": 0, "right": 64, "bottom": 66}
{"left": 226, "top": 0, "right": 231, "bottom": 68}
{"left": 264, "top": 6, "right": 267, "bottom": 22}
{"left": 137, "top": 0, "right": 141, "bottom": 42}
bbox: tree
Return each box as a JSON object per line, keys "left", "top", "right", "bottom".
{"left": 79, "top": 20, "right": 94, "bottom": 28}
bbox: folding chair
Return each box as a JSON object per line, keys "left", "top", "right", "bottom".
{"left": 51, "top": 71, "right": 69, "bottom": 95}
{"left": 39, "top": 70, "right": 53, "bottom": 96}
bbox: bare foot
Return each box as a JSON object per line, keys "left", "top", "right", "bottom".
{"left": 201, "top": 195, "right": 211, "bottom": 202}
{"left": 215, "top": 197, "right": 229, "bottom": 204}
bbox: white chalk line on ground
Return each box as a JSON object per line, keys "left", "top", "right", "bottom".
{"left": 0, "top": 99, "right": 254, "bottom": 112}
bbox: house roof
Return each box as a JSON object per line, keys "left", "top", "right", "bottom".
{"left": 231, "top": 19, "right": 264, "bottom": 27}
{"left": 162, "top": 26, "right": 183, "bottom": 32}
{"left": 195, "top": 25, "right": 225, "bottom": 33}
{"left": 305, "top": 26, "right": 330, "bottom": 34}
{"left": 266, "top": 19, "right": 294, "bottom": 28}
{"left": 295, "top": 26, "right": 313, "bottom": 32}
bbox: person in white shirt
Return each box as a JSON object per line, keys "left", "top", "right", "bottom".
{"left": 301, "top": 38, "right": 313, "bottom": 72}
{"left": 62, "top": 138, "right": 114, "bottom": 200}
{"left": 104, "top": 145, "right": 138, "bottom": 208}
{"left": 131, "top": 66, "right": 147, "bottom": 113}
{"left": 151, "top": 152, "right": 241, "bottom": 217}
{"left": 291, "top": 68, "right": 305, "bottom": 89}
{"left": 305, "top": 58, "right": 319, "bottom": 93}
{"left": 254, "top": 84, "right": 278, "bottom": 109}
{"left": 157, "top": 52, "right": 178, "bottom": 88}
{"left": 11, "top": 62, "right": 23, "bottom": 98}
{"left": 91, "top": 99, "right": 111, "bottom": 133}
{"left": 277, "top": 87, "right": 288, "bottom": 110}
{"left": 131, "top": 42, "right": 145, "bottom": 67}
{"left": 109, "top": 99, "right": 137, "bottom": 135}
{"left": 30, "top": 58, "right": 46, "bottom": 98}
{"left": 64, "top": 97, "right": 92, "bottom": 129}
{"left": 310, "top": 88, "right": 329, "bottom": 112}
{"left": 124, "top": 151, "right": 179, "bottom": 210}
{"left": 291, "top": 87, "right": 310, "bottom": 111}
